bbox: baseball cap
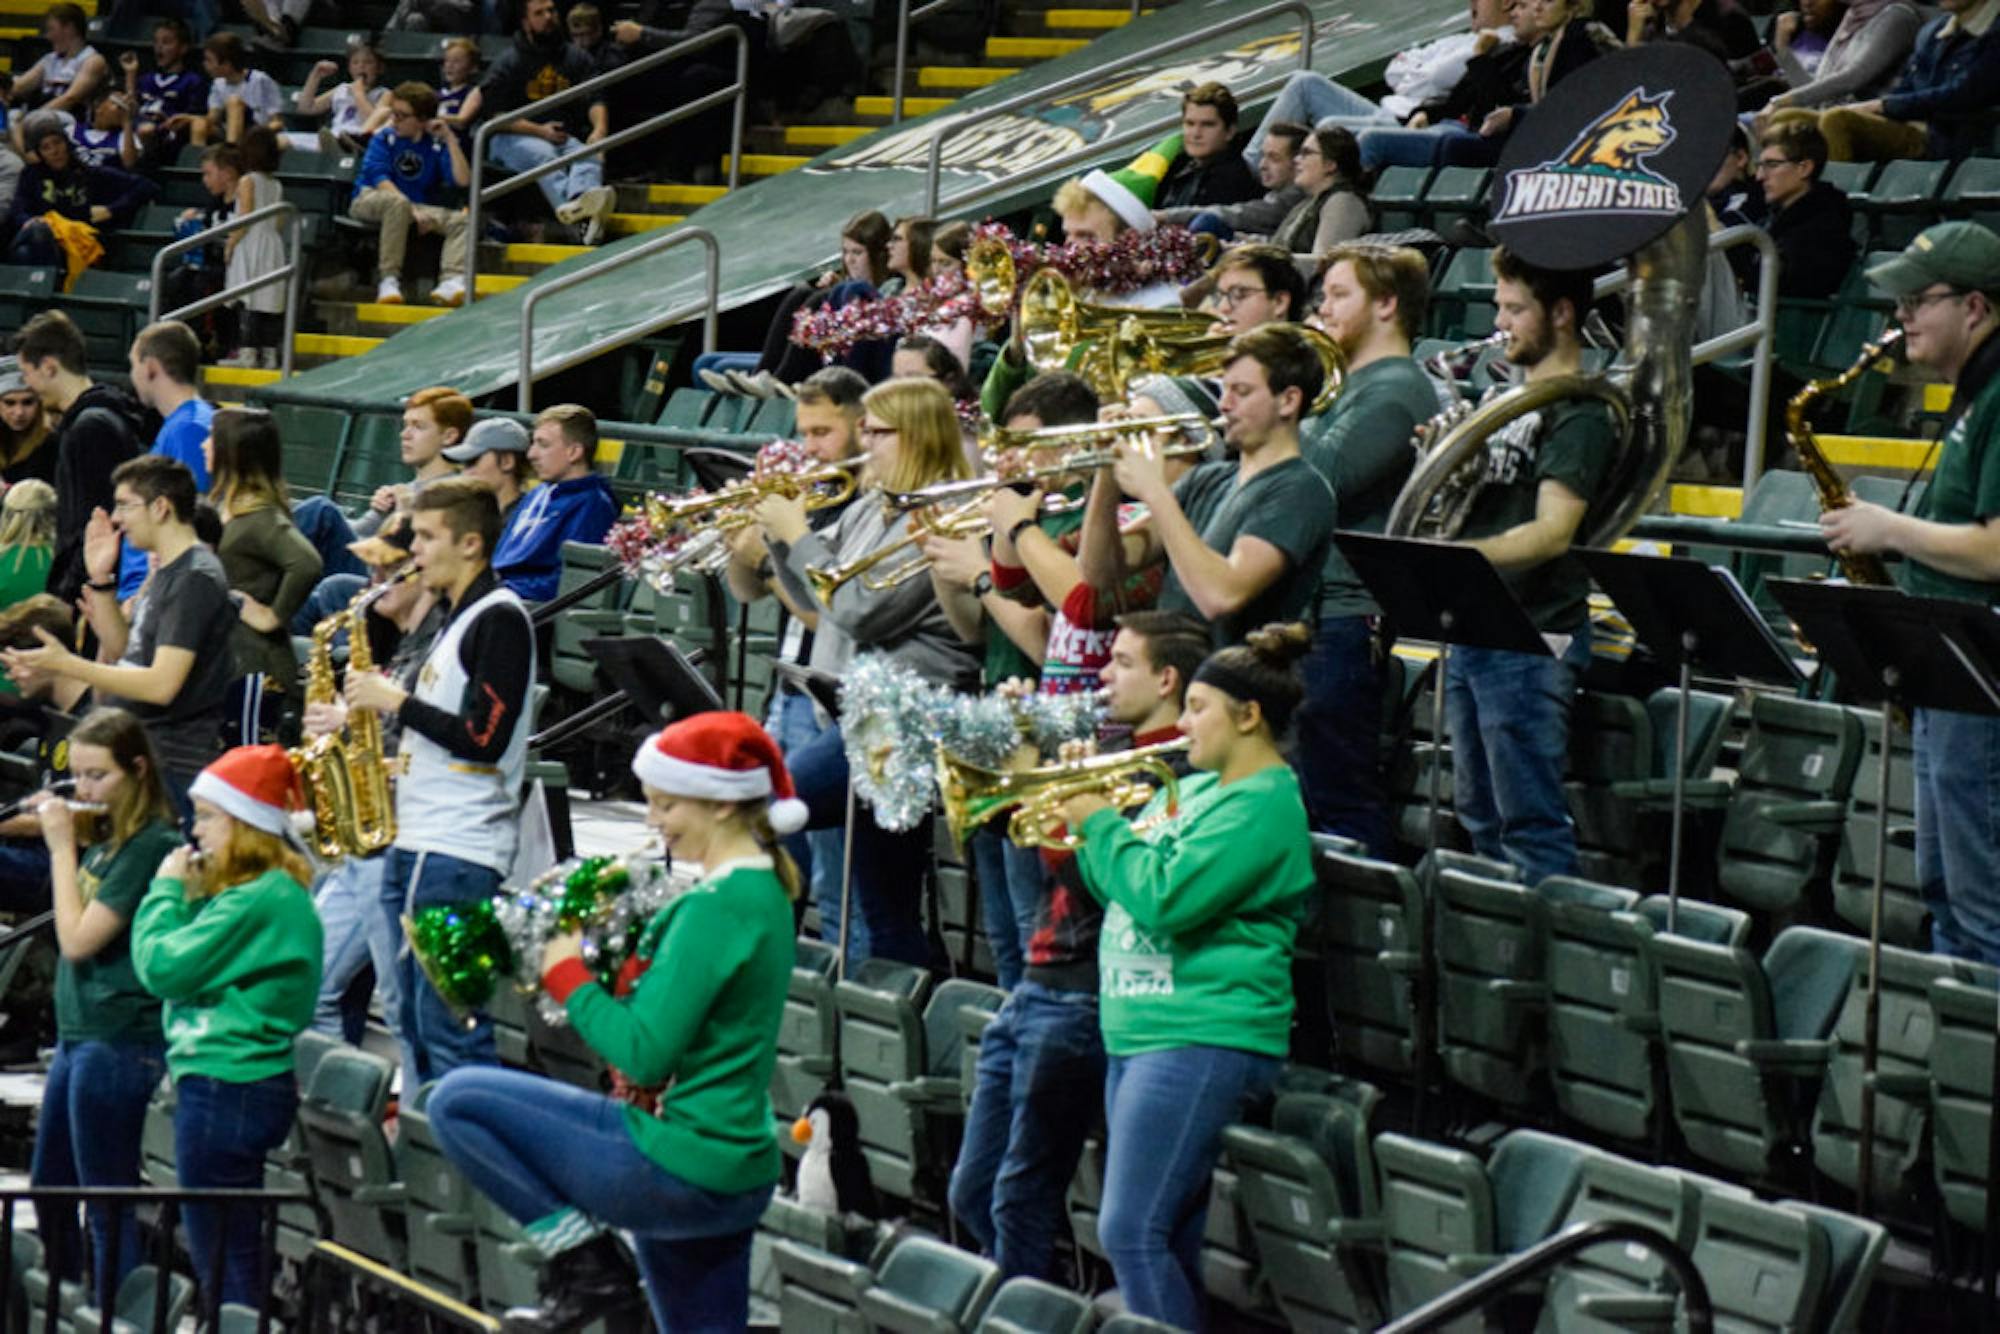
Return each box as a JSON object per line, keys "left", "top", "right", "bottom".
{"left": 441, "top": 417, "right": 530, "bottom": 464}
{"left": 0, "top": 358, "right": 25, "bottom": 397}
{"left": 1866, "top": 221, "right": 2000, "bottom": 299}
{"left": 347, "top": 509, "right": 415, "bottom": 569}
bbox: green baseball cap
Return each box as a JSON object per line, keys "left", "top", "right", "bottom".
{"left": 1866, "top": 221, "right": 2000, "bottom": 299}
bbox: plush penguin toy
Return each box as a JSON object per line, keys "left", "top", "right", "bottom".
{"left": 792, "top": 1091, "right": 878, "bottom": 1219}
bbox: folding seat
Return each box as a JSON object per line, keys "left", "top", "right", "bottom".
{"left": 1828, "top": 709, "right": 1926, "bottom": 948}
{"left": 656, "top": 386, "right": 712, "bottom": 429}
{"left": 1854, "top": 158, "right": 1949, "bottom": 249}
{"left": 1685, "top": 1190, "right": 1830, "bottom": 1333}
{"left": 1785, "top": 1201, "right": 1888, "bottom": 1333}
{"left": 1373, "top": 165, "right": 1434, "bottom": 233}
{"left": 1197, "top": 1163, "right": 1274, "bottom": 1326}
{"left": 1538, "top": 877, "right": 1655, "bottom": 1142}
{"left": 71, "top": 1265, "right": 196, "bottom": 1334}
{"left": 1431, "top": 246, "right": 1497, "bottom": 341}
{"left": 1652, "top": 926, "right": 1861, "bottom": 1180}
{"left": 395, "top": 1082, "right": 480, "bottom": 1303}
{"left": 265, "top": 1031, "right": 343, "bottom": 1263}
{"left": 1537, "top": 1155, "right": 1699, "bottom": 1333}
{"left": 970, "top": 1277, "right": 1093, "bottom": 1334}
{"left": 1315, "top": 844, "right": 1426, "bottom": 1078}
{"left": 1711, "top": 696, "right": 1862, "bottom": 917}
{"left": 775, "top": 937, "right": 841, "bottom": 1154}
{"left": 1928, "top": 973, "right": 2000, "bottom": 1232}
{"left": 833, "top": 958, "right": 938, "bottom": 1203}
{"left": 1434, "top": 866, "right": 1546, "bottom": 1107}
{"left": 772, "top": 1236, "right": 875, "bottom": 1334}
{"left": 295, "top": 1045, "right": 402, "bottom": 1267}
{"left": 1946, "top": 155, "right": 2000, "bottom": 234}
{"left": 1418, "top": 168, "right": 1493, "bottom": 240}
{"left": 858, "top": 1235, "right": 1001, "bottom": 1333}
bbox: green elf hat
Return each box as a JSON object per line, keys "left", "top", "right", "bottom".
{"left": 1081, "top": 132, "right": 1182, "bottom": 234}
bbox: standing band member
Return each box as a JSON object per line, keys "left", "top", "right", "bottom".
{"left": 428, "top": 712, "right": 801, "bottom": 1334}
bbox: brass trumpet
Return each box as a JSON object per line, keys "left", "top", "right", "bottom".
{"left": 643, "top": 459, "right": 861, "bottom": 534}
{"left": 1091, "top": 317, "right": 1348, "bottom": 410}
{"left": 937, "top": 737, "right": 1191, "bottom": 849}
{"left": 883, "top": 414, "right": 1215, "bottom": 512}
{"left": 806, "top": 493, "right": 1080, "bottom": 600}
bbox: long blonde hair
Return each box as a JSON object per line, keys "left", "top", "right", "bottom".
{"left": 860, "top": 377, "right": 971, "bottom": 496}
{"left": 191, "top": 814, "right": 310, "bottom": 898}
{"left": 68, "top": 706, "right": 175, "bottom": 853}
{"left": 0, "top": 479, "right": 56, "bottom": 550}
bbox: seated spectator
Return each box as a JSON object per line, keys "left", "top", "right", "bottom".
{"left": 218, "top": 128, "right": 288, "bottom": 370}
{"left": 193, "top": 33, "right": 282, "bottom": 148}
{"left": 610, "top": 0, "right": 860, "bottom": 120}
{"left": 1158, "top": 120, "right": 1307, "bottom": 243}
{"left": 441, "top": 418, "right": 530, "bottom": 521}
{"left": 1263, "top": 126, "right": 1372, "bottom": 262}
{"left": 286, "top": 41, "right": 388, "bottom": 155}
{"left": 120, "top": 320, "right": 216, "bottom": 601}
{"left": 120, "top": 19, "right": 208, "bottom": 164}
{"left": 0, "top": 480, "right": 56, "bottom": 619}
{"left": 892, "top": 333, "right": 973, "bottom": 399}
{"left": 1760, "top": 0, "right": 1920, "bottom": 118}
{"left": 0, "top": 360, "right": 56, "bottom": 488}
{"left": 1625, "top": 0, "right": 1761, "bottom": 62}
{"left": 1769, "top": 0, "right": 1844, "bottom": 81}
{"left": 1204, "top": 243, "right": 1310, "bottom": 336}
{"left": 889, "top": 216, "right": 935, "bottom": 291}
{"left": 480, "top": 0, "right": 615, "bottom": 244}
{"left": 0, "top": 593, "right": 77, "bottom": 711}
{"left": 385, "top": 0, "right": 497, "bottom": 33}
{"left": 8, "top": 113, "right": 157, "bottom": 275}
{"left": 436, "top": 38, "right": 483, "bottom": 151}
{"left": 1772, "top": 0, "right": 2000, "bottom": 161}
{"left": 349, "top": 82, "right": 472, "bottom": 308}
{"left": 206, "top": 408, "right": 321, "bottom": 713}
{"left": 1153, "top": 83, "right": 1260, "bottom": 211}
{"left": 567, "top": 3, "right": 615, "bottom": 74}
{"left": 1051, "top": 147, "right": 1183, "bottom": 306}
{"left": 491, "top": 404, "right": 618, "bottom": 602}
{"left": 70, "top": 94, "right": 138, "bottom": 171}
{"left": 6, "top": 4, "right": 107, "bottom": 141}
{"left": 1753, "top": 120, "right": 1856, "bottom": 299}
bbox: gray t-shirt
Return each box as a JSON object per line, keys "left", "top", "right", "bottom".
{"left": 106, "top": 544, "right": 238, "bottom": 780}
{"left": 1156, "top": 456, "right": 1335, "bottom": 645}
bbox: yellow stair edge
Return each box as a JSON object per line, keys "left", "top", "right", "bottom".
{"left": 0, "top": 0, "right": 92, "bottom": 11}
{"left": 500, "top": 242, "right": 589, "bottom": 265}
{"left": 1669, "top": 484, "right": 1744, "bottom": 519}
{"left": 476, "top": 273, "right": 526, "bottom": 295}
{"left": 853, "top": 95, "right": 955, "bottom": 117}
{"left": 986, "top": 36, "right": 1088, "bottom": 59}
{"left": 721, "top": 153, "right": 811, "bottom": 175}
{"left": 202, "top": 366, "right": 280, "bottom": 388}
{"left": 1818, "top": 434, "right": 1938, "bottom": 471}
{"left": 296, "top": 333, "right": 382, "bottom": 357}
{"left": 354, "top": 302, "right": 449, "bottom": 325}
{"left": 643, "top": 183, "right": 727, "bottom": 206}
{"left": 919, "top": 66, "right": 1014, "bottom": 89}
{"left": 1045, "top": 8, "right": 1138, "bottom": 29}
{"left": 1923, "top": 382, "right": 1954, "bottom": 413}
{"left": 783, "top": 125, "right": 870, "bottom": 148}
{"left": 605, "top": 212, "right": 684, "bottom": 235}
{"left": 0, "top": 28, "right": 33, "bottom": 41}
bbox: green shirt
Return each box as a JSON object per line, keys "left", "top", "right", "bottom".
{"left": 0, "top": 543, "right": 51, "bottom": 695}
{"left": 132, "top": 867, "right": 323, "bottom": 1082}
{"left": 564, "top": 861, "right": 794, "bottom": 1195}
{"left": 1456, "top": 396, "right": 1617, "bottom": 631}
{"left": 1157, "top": 456, "right": 1334, "bottom": 644}
{"left": 1302, "top": 356, "right": 1440, "bottom": 618}
{"left": 55, "top": 818, "right": 178, "bottom": 1043}
{"left": 1908, "top": 367, "right": 2000, "bottom": 602}
{"left": 1077, "top": 764, "right": 1314, "bottom": 1058}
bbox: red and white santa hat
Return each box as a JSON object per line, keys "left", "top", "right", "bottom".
{"left": 189, "top": 744, "right": 306, "bottom": 839}
{"left": 632, "top": 711, "right": 809, "bottom": 835}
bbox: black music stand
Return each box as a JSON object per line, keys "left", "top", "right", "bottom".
{"left": 1577, "top": 550, "right": 1805, "bottom": 929}
{"left": 1768, "top": 578, "right": 2000, "bottom": 1228}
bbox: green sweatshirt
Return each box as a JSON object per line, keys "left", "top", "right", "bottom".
{"left": 1077, "top": 764, "right": 1314, "bottom": 1058}
{"left": 548, "top": 860, "right": 793, "bottom": 1196}
{"left": 56, "top": 819, "right": 180, "bottom": 1044}
{"left": 132, "top": 867, "right": 324, "bottom": 1082}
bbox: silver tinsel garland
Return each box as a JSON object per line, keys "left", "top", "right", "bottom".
{"left": 493, "top": 851, "right": 703, "bottom": 1026}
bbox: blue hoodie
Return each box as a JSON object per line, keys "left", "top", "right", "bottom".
{"left": 492, "top": 472, "right": 619, "bottom": 602}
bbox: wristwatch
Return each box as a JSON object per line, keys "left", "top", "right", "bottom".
{"left": 970, "top": 572, "right": 994, "bottom": 598}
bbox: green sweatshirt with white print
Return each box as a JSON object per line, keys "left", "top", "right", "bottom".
{"left": 1075, "top": 763, "right": 1315, "bottom": 1058}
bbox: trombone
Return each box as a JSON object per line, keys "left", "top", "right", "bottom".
{"left": 805, "top": 492, "right": 1081, "bottom": 601}
{"left": 883, "top": 414, "right": 1215, "bottom": 513}
{"left": 937, "top": 737, "right": 1191, "bottom": 849}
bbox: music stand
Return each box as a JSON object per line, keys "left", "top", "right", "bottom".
{"left": 682, "top": 446, "right": 757, "bottom": 493}
{"left": 1768, "top": 578, "right": 2000, "bottom": 1226}
{"left": 772, "top": 659, "right": 867, "bottom": 980}
{"left": 1577, "top": 550, "right": 1804, "bottom": 929}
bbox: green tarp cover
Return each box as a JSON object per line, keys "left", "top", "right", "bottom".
{"left": 258, "top": 0, "right": 1465, "bottom": 408}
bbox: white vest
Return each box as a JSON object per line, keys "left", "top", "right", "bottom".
{"left": 395, "top": 583, "right": 535, "bottom": 874}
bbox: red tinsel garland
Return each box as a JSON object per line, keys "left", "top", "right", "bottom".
{"left": 789, "top": 222, "right": 1210, "bottom": 357}
{"left": 605, "top": 439, "right": 821, "bottom": 577}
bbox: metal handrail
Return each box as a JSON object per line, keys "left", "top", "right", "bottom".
{"left": 1591, "top": 222, "right": 1780, "bottom": 492}
{"left": 1376, "top": 1218, "right": 1715, "bottom": 1333}
{"left": 148, "top": 201, "right": 304, "bottom": 378}
{"left": 922, "top": 0, "right": 1317, "bottom": 214}
{"left": 467, "top": 25, "right": 748, "bottom": 295}
{"left": 518, "top": 226, "right": 720, "bottom": 412}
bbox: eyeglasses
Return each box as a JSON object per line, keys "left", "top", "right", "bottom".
{"left": 1216, "top": 285, "right": 1268, "bottom": 308}
{"left": 1753, "top": 156, "right": 1797, "bottom": 172}
{"left": 1295, "top": 145, "right": 1323, "bottom": 160}
{"left": 1895, "top": 286, "right": 1967, "bottom": 317}
{"left": 859, "top": 425, "right": 898, "bottom": 441}
{"left": 111, "top": 497, "right": 146, "bottom": 514}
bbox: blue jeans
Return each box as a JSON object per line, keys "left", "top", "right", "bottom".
{"left": 382, "top": 847, "right": 502, "bottom": 1096}
{"left": 314, "top": 853, "right": 400, "bottom": 1046}
{"left": 1914, "top": 706, "right": 2000, "bottom": 966}
{"left": 1244, "top": 70, "right": 1394, "bottom": 169}
{"left": 968, "top": 828, "right": 1043, "bottom": 991}
{"left": 767, "top": 690, "right": 850, "bottom": 957}
{"left": 1099, "top": 1045, "right": 1281, "bottom": 1329}
{"left": 31, "top": 1039, "right": 166, "bottom": 1304}
{"left": 1296, "top": 614, "right": 1388, "bottom": 854}
{"left": 1356, "top": 120, "right": 1492, "bottom": 170}
{"left": 174, "top": 1072, "right": 297, "bottom": 1313}
{"left": 428, "top": 1066, "right": 775, "bottom": 1333}
{"left": 1445, "top": 631, "right": 1591, "bottom": 886}
{"left": 948, "top": 982, "right": 1104, "bottom": 1281}
{"left": 9, "top": 219, "right": 57, "bottom": 268}
{"left": 692, "top": 351, "right": 758, "bottom": 380}
{"left": 488, "top": 132, "right": 605, "bottom": 213}
{"left": 293, "top": 499, "right": 368, "bottom": 584}
{"left": 787, "top": 721, "right": 931, "bottom": 967}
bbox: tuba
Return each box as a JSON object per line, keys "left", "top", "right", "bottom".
{"left": 936, "top": 738, "right": 1191, "bottom": 849}
{"left": 1386, "top": 211, "right": 1707, "bottom": 548}
{"left": 290, "top": 572, "right": 412, "bottom": 860}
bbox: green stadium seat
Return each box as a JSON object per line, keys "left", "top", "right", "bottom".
{"left": 1199, "top": 1159, "right": 1278, "bottom": 1326}
{"left": 1538, "top": 1155, "right": 1699, "bottom": 1332}
{"left": 395, "top": 1083, "right": 480, "bottom": 1303}
{"left": 1785, "top": 1201, "right": 1887, "bottom": 1333}
{"left": 1651, "top": 926, "right": 1862, "bottom": 1180}
{"left": 1946, "top": 156, "right": 2000, "bottom": 234}
{"left": 1431, "top": 247, "right": 1497, "bottom": 341}
{"left": 774, "top": 936, "right": 840, "bottom": 1154}
{"left": 1097, "top": 1317, "right": 1185, "bottom": 1334}
{"left": 469, "top": 1191, "right": 554, "bottom": 1317}
{"left": 746, "top": 397, "right": 798, "bottom": 437}
{"left": 751, "top": 1196, "right": 878, "bottom": 1325}
{"left": 1928, "top": 974, "right": 1998, "bottom": 1232}
{"left": 295, "top": 1045, "right": 402, "bottom": 1268}
{"left": 658, "top": 386, "right": 713, "bottom": 430}
{"left": 70, "top": 1264, "right": 194, "bottom": 1334}
{"left": 1373, "top": 165, "right": 1435, "bottom": 233}
{"left": 266, "top": 1030, "right": 341, "bottom": 1264}
{"left": 971, "top": 1277, "right": 1093, "bottom": 1334}
{"left": 0, "top": 264, "right": 56, "bottom": 329}
{"left": 1712, "top": 696, "right": 1862, "bottom": 917}
{"left": 1855, "top": 158, "right": 1949, "bottom": 250}
{"left": 1419, "top": 166, "right": 1492, "bottom": 235}
{"left": 1537, "top": 876, "right": 1666, "bottom": 1143}
{"left": 57, "top": 269, "right": 155, "bottom": 364}
{"left": 1683, "top": 1190, "right": 1830, "bottom": 1332}
{"left": 550, "top": 542, "right": 631, "bottom": 693}
{"left": 1585, "top": 687, "right": 1732, "bottom": 888}
{"left": 334, "top": 412, "right": 406, "bottom": 506}
{"left": 1435, "top": 866, "right": 1546, "bottom": 1107}
{"left": 857, "top": 1234, "right": 1000, "bottom": 1333}
{"left": 1315, "top": 842, "right": 1426, "bottom": 1078}
{"left": 772, "top": 1236, "right": 875, "bottom": 1334}
{"left": 271, "top": 403, "right": 350, "bottom": 497}
{"left": 1220, "top": 1081, "right": 1386, "bottom": 1330}
{"left": 488, "top": 978, "right": 533, "bottom": 1066}
{"left": 1829, "top": 709, "right": 1925, "bottom": 948}
{"left": 834, "top": 957, "right": 938, "bottom": 1203}
{"left": 1565, "top": 691, "right": 1649, "bottom": 887}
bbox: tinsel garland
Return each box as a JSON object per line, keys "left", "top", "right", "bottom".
{"left": 840, "top": 653, "right": 1101, "bottom": 831}
{"left": 787, "top": 222, "right": 1210, "bottom": 356}
{"left": 406, "top": 852, "right": 692, "bottom": 1027}
{"left": 604, "top": 438, "right": 823, "bottom": 588}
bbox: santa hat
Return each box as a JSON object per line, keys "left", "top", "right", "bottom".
{"left": 189, "top": 745, "right": 306, "bottom": 839}
{"left": 1080, "top": 132, "right": 1181, "bottom": 235}
{"left": 632, "top": 712, "right": 809, "bottom": 835}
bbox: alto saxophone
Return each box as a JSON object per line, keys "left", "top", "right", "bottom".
{"left": 1785, "top": 329, "right": 1902, "bottom": 587}
{"left": 289, "top": 572, "right": 414, "bottom": 859}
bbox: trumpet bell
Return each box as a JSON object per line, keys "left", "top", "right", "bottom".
{"left": 935, "top": 737, "right": 1192, "bottom": 851}
{"left": 967, "top": 237, "right": 1017, "bottom": 321}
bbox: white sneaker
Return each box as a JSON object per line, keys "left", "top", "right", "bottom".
{"left": 555, "top": 184, "right": 615, "bottom": 226}
{"left": 431, "top": 276, "right": 467, "bottom": 308}
{"left": 375, "top": 275, "right": 404, "bottom": 305}
{"left": 260, "top": 348, "right": 281, "bottom": 370}
{"left": 698, "top": 369, "right": 739, "bottom": 395}
{"left": 216, "top": 349, "right": 260, "bottom": 368}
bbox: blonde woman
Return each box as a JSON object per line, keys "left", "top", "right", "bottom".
{"left": 0, "top": 480, "right": 56, "bottom": 625}
{"left": 752, "top": 376, "right": 980, "bottom": 963}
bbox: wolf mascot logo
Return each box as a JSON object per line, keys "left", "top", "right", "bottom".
{"left": 1496, "top": 89, "right": 1683, "bottom": 222}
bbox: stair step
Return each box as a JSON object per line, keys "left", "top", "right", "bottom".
{"left": 476, "top": 273, "right": 526, "bottom": 295}
{"left": 783, "top": 124, "right": 870, "bottom": 148}
{"left": 501, "top": 242, "right": 590, "bottom": 265}
{"left": 852, "top": 95, "right": 956, "bottom": 118}
{"left": 606, "top": 212, "right": 683, "bottom": 235}
{"left": 0, "top": 0, "right": 92, "bottom": 11}
{"left": 642, "top": 183, "right": 727, "bottom": 206}
{"left": 986, "top": 36, "right": 1088, "bottom": 59}
{"left": 919, "top": 66, "right": 1015, "bottom": 89}
{"left": 352, "top": 302, "right": 450, "bottom": 325}
{"left": 295, "top": 332, "right": 382, "bottom": 357}
{"left": 203, "top": 365, "right": 279, "bottom": 388}
{"left": 1045, "top": 7, "right": 1137, "bottom": 29}
{"left": 721, "top": 152, "right": 810, "bottom": 177}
